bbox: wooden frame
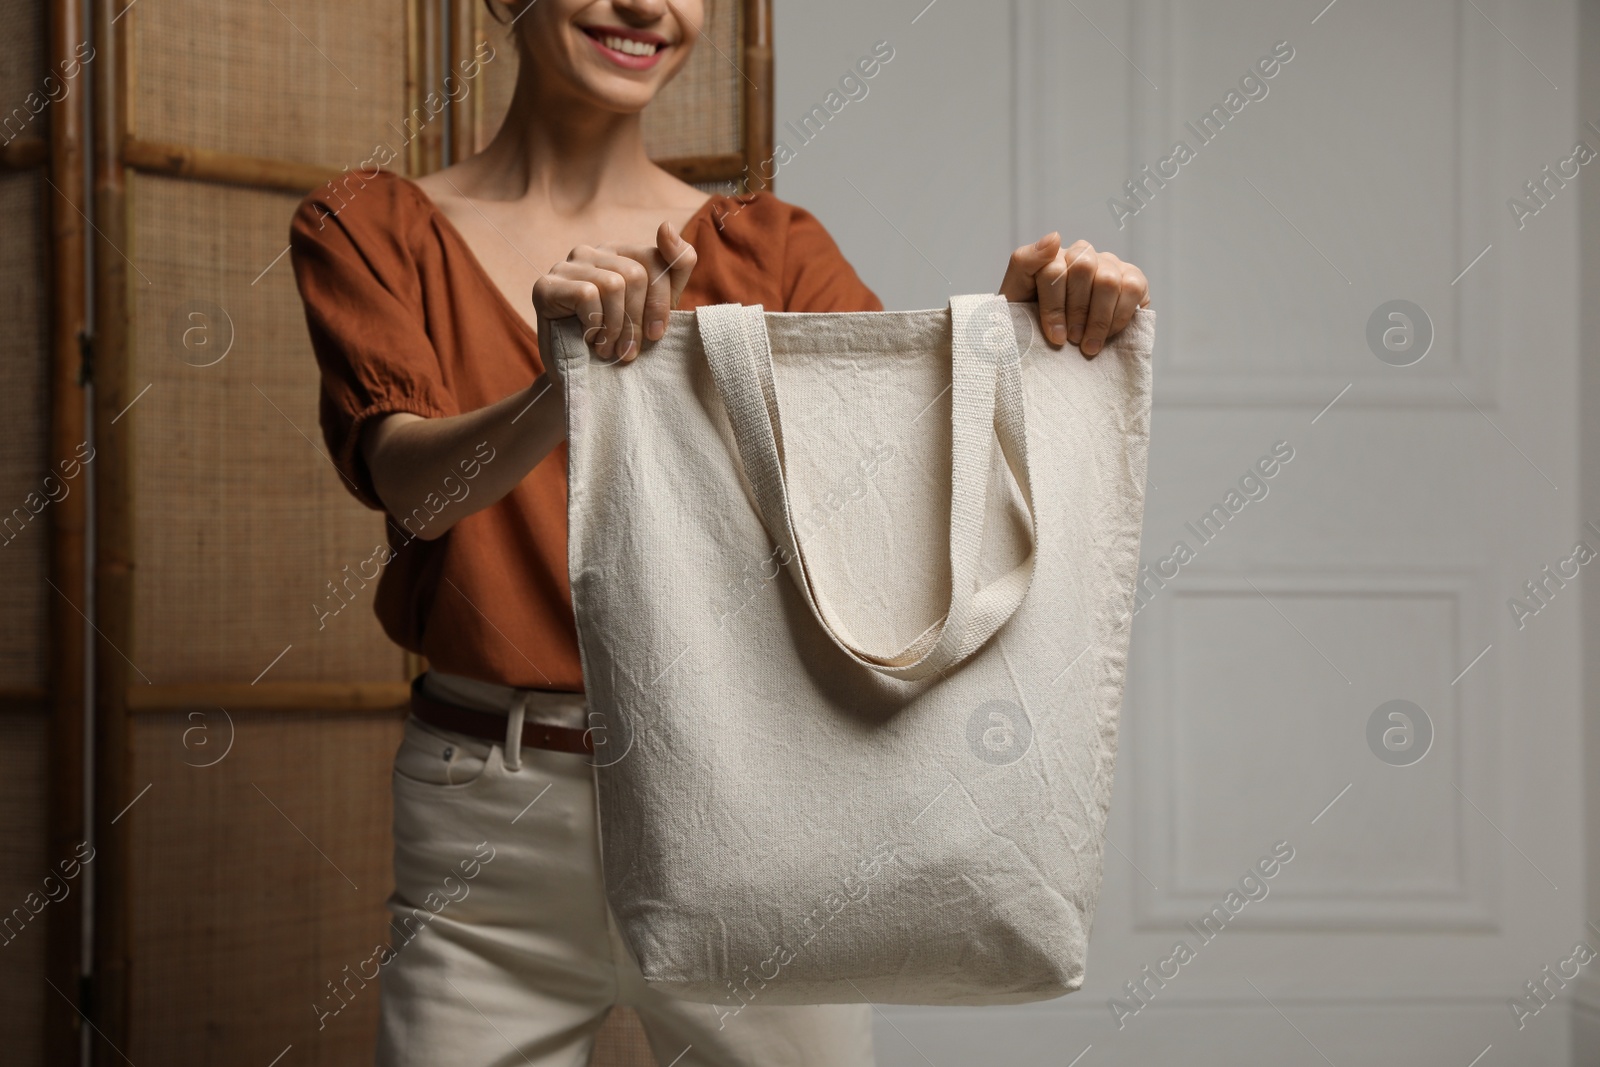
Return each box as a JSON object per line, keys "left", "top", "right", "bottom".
{"left": 407, "top": 0, "right": 446, "bottom": 176}
{"left": 38, "top": 0, "right": 90, "bottom": 1062}
{"left": 88, "top": 0, "right": 133, "bottom": 1057}
{"left": 119, "top": 137, "right": 341, "bottom": 195}
{"left": 0, "top": 137, "right": 49, "bottom": 171}
{"left": 740, "top": 0, "right": 773, "bottom": 191}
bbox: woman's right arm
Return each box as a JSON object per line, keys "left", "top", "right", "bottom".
{"left": 360, "top": 220, "right": 696, "bottom": 539}
{"left": 361, "top": 372, "right": 565, "bottom": 541}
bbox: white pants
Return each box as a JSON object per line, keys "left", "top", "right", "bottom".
{"left": 375, "top": 674, "right": 876, "bottom": 1066}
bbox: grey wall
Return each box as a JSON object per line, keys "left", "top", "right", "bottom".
{"left": 1579, "top": 0, "right": 1600, "bottom": 1057}
{"left": 772, "top": 1, "right": 1016, "bottom": 309}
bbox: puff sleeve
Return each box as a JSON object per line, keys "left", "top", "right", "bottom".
{"left": 288, "top": 181, "right": 458, "bottom": 510}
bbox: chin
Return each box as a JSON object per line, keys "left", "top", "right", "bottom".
{"left": 560, "top": 20, "right": 692, "bottom": 112}
{"left": 571, "top": 70, "right": 667, "bottom": 115}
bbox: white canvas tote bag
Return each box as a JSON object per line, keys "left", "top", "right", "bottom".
{"left": 550, "top": 294, "right": 1154, "bottom": 1008}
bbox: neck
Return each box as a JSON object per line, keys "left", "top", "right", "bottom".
{"left": 472, "top": 54, "right": 660, "bottom": 215}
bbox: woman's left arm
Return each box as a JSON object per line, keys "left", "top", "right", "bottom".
{"left": 999, "top": 233, "right": 1150, "bottom": 357}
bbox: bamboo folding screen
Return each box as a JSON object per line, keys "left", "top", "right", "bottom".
{"left": 0, "top": 0, "right": 89, "bottom": 1064}
{"left": 57, "top": 1, "right": 777, "bottom": 1065}
{"left": 91, "top": 1, "right": 419, "bottom": 1063}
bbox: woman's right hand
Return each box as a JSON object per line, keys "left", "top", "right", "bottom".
{"left": 531, "top": 221, "right": 698, "bottom": 364}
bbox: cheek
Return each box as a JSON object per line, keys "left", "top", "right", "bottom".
{"left": 660, "top": 44, "right": 698, "bottom": 84}
{"left": 664, "top": 0, "right": 706, "bottom": 62}
{"left": 676, "top": 0, "right": 708, "bottom": 33}
{"left": 520, "top": 12, "right": 573, "bottom": 69}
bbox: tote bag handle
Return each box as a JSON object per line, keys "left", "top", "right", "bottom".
{"left": 698, "top": 294, "right": 1037, "bottom": 682}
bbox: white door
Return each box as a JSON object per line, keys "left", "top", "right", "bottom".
{"left": 778, "top": 1, "right": 1587, "bottom": 1063}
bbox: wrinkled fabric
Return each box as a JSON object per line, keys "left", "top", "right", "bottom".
{"left": 288, "top": 170, "right": 882, "bottom": 690}
{"left": 552, "top": 300, "right": 1155, "bottom": 1006}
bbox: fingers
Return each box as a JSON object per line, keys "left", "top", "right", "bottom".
{"left": 656, "top": 221, "right": 697, "bottom": 315}
{"left": 1106, "top": 262, "right": 1149, "bottom": 341}
{"left": 639, "top": 240, "right": 676, "bottom": 343}
{"left": 1061, "top": 241, "right": 1098, "bottom": 347}
{"left": 1078, "top": 274, "right": 1122, "bottom": 358}
{"left": 540, "top": 247, "right": 647, "bottom": 363}
{"left": 528, "top": 230, "right": 698, "bottom": 361}
{"left": 998, "top": 233, "right": 1061, "bottom": 302}
{"left": 1078, "top": 254, "right": 1152, "bottom": 357}
{"left": 550, "top": 257, "right": 628, "bottom": 362}
{"left": 607, "top": 228, "right": 697, "bottom": 347}
{"left": 584, "top": 251, "right": 651, "bottom": 361}
{"left": 1035, "top": 254, "right": 1070, "bottom": 346}
{"left": 531, "top": 271, "right": 608, "bottom": 356}
{"left": 1001, "top": 234, "right": 1151, "bottom": 358}
{"left": 1102, "top": 284, "right": 1142, "bottom": 353}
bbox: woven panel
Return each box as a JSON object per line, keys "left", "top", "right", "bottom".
{"left": 477, "top": 0, "right": 743, "bottom": 159}
{"left": 0, "top": 711, "right": 49, "bottom": 1066}
{"left": 0, "top": 172, "right": 49, "bottom": 691}
{"left": 128, "top": 173, "right": 403, "bottom": 684}
{"left": 128, "top": 710, "right": 402, "bottom": 1064}
{"left": 0, "top": 0, "right": 45, "bottom": 138}
{"left": 0, "top": 14, "right": 56, "bottom": 1067}
{"left": 130, "top": 0, "right": 409, "bottom": 169}
{"left": 694, "top": 179, "right": 739, "bottom": 197}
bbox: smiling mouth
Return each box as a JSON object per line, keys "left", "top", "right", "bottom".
{"left": 579, "top": 25, "right": 670, "bottom": 61}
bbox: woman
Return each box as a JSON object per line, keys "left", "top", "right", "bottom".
{"left": 290, "top": 1, "right": 1148, "bottom": 1064}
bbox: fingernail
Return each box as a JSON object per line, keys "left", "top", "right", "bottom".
{"left": 1068, "top": 325, "right": 1084, "bottom": 343}
{"left": 1050, "top": 324, "right": 1066, "bottom": 344}
{"left": 619, "top": 336, "right": 635, "bottom": 359}
{"left": 647, "top": 318, "right": 665, "bottom": 341}
{"left": 1035, "top": 233, "right": 1056, "bottom": 251}
{"left": 1083, "top": 342, "right": 1099, "bottom": 356}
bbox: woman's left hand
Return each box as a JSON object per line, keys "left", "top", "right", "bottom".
{"left": 999, "top": 233, "right": 1150, "bottom": 357}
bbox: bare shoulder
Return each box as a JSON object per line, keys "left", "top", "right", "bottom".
{"left": 409, "top": 159, "right": 475, "bottom": 205}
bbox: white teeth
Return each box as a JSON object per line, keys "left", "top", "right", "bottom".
{"left": 602, "top": 35, "right": 658, "bottom": 57}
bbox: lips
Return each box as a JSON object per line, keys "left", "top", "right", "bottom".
{"left": 579, "top": 24, "right": 671, "bottom": 71}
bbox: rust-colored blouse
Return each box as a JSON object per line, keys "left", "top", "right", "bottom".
{"left": 289, "top": 170, "right": 882, "bottom": 691}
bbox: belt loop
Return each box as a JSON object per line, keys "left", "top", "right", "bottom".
{"left": 505, "top": 691, "right": 528, "bottom": 772}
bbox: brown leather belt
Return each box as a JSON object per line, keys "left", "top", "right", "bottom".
{"left": 410, "top": 676, "right": 594, "bottom": 756}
